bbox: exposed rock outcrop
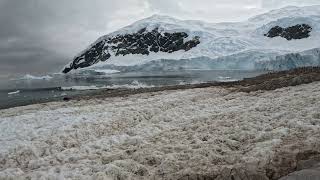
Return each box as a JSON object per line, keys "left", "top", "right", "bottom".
{"left": 264, "top": 24, "right": 312, "bottom": 40}
{"left": 63, "top": 28, "right": 200, "bottom": 73}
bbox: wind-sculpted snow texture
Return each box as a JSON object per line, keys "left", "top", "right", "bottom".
{"left": 264, "top": 24, "right": 312, "bottom": 40}
{"left": 1, "top": 82, "right": 320, "bottom": 179}
{"left": 63, "top": 28, "right": 200, "bottom": 73}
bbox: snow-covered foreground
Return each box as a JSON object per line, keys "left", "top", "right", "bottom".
{"left": 1, "top": 82, "right": 320, "bottom": 179}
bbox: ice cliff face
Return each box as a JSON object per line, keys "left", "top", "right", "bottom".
{"left": 63, "top": 5, "right": 320, "bottom": 73}
{"left": 256, "top": 48, "right": 320, "bottom": 71}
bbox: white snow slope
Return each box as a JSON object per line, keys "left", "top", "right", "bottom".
{"left": 1, "top": 82, "right": 320, "bottom": 179}
{"left": 69, "top": 5, "right": 320, "bottom": 71}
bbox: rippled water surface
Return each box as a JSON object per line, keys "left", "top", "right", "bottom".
{"left": 0, "top": 70, "right": 265, "bottom": 109}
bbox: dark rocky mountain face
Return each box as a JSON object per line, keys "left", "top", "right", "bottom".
{"left": 63, "top": 28, "right": 200, "bottom": 73}
{"left": 264, "top": 24, "right": 312, "bottom": 40}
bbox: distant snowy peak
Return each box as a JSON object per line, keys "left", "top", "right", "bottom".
{"left": 63, "top": 5, "right": 320, "bottom": 73}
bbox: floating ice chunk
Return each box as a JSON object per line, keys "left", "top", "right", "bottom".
{"left": 8, "top": 90, "right": 20, "bottom": 95}
{"left": 20, "top": 74, "right": 53, "bottom": 80}
{"left": 93, "top": 69, "right": 120, "bottom": 74}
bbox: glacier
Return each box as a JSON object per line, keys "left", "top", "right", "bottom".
{"left": 79, "top": 48, "right": 320, "bottom": 72}
{"left": 256, "top": 48, "right": 320, "bottom": 70}
{"left": 63, "top": 5, "right": 320, "bottom": 73}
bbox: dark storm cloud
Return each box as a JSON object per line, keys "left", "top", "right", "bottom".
{"left": 0, "top": 0, "right": 149, "bottom": 75}
{"left": 0, "top": 0, "right": 78, "bottom": 75}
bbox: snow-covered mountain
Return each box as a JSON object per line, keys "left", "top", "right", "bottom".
{"left": 63, "top": 5, "right": 320, "bottom": 73}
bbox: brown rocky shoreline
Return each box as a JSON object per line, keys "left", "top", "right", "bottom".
{"left": 74, "top": 66, "right": 320, "bottom": 101}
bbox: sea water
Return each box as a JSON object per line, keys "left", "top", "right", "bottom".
{"left": 0, "top": 69, "right": 265, "bottom": 109}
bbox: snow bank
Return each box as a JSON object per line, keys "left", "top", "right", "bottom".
{"left": 1, "top": 82, "right": 320, "bottom": 179}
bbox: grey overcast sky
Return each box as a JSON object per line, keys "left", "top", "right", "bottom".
{"left": 0, "top": 0, "right": 319, "bottom": 77}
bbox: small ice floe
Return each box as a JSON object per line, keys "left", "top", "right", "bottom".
{"left": 8, "top": 90, "right": 20, "bottom": 95}
{"left": 94, "top": 69, "right": 120, "bottom": 74}
{"left": 178, "top": 80, "right": 204, "bottom": 85}
{"left": 217, "top": 76, "right": 237, "bottom": 82}
{"left": 218, "top": 76, "right": 232, "bottom": 80}
{"left": 106, "top": 80, "right": 155, "bottom": 89}
{"left": 20, "top": 74, "right": 53, "bottom": 80}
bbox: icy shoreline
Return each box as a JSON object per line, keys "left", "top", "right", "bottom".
{"left": 1, "top": 79, "right": 320, "bottom": 179}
